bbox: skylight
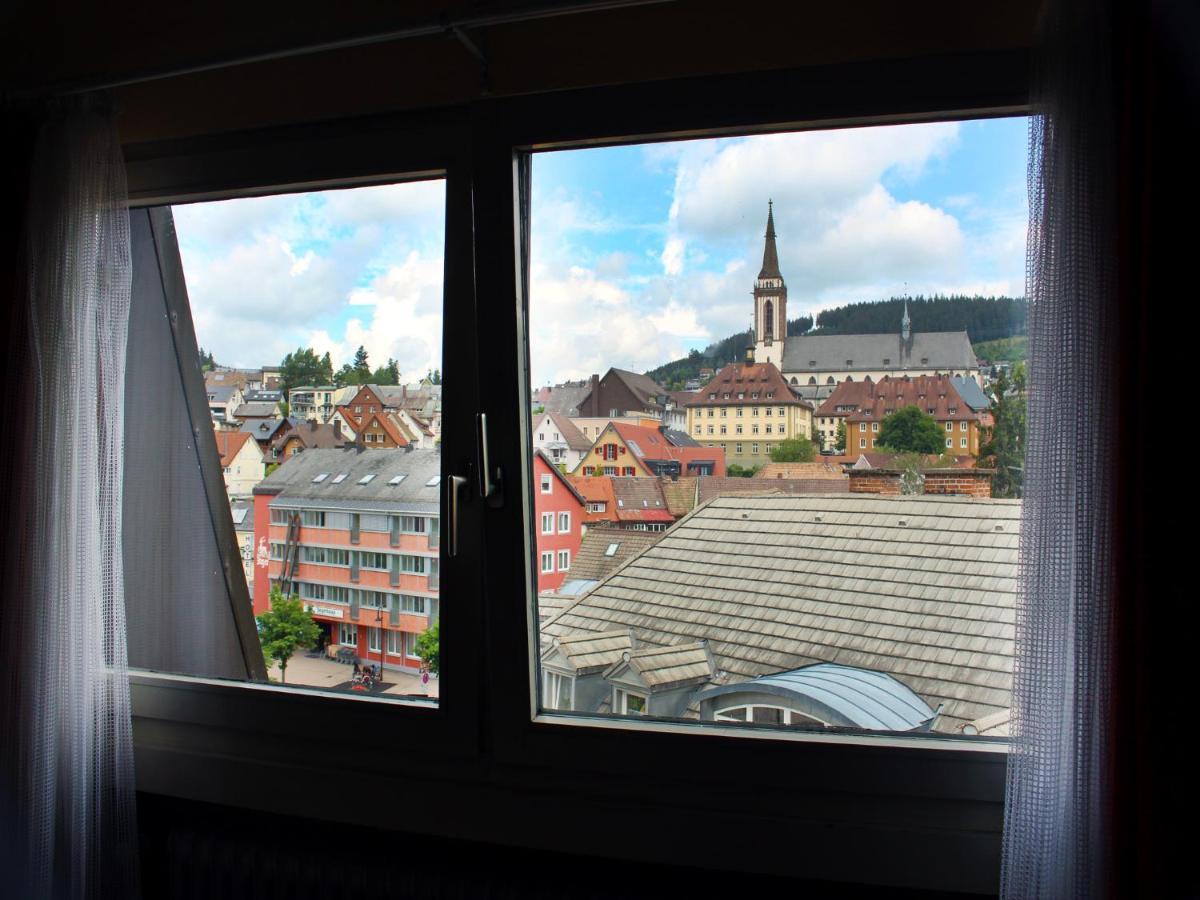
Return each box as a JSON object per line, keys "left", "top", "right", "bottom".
{"left": 426, "top": 475, "right": 441, "bottom": 486}
{"left": 312, "top": 473, "right": 329, "bottom": 483}
{"left": 388, "top": 474, "right": 406, "bottom": 485}
{"left": 604, "top": 543, "right": 620, "bottom": 557}
{"left": 331, "top": 473, "right": 347, "bottom": 484}
{"left": 357, "top": 474, "right": 376, "bottom": 485}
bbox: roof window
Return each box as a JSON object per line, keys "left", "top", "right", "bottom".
{"left": 357, "top": 473, "right": 376, "bottom": 485}
{"left": 331, "top": 473, "right": 347, "bottom": 484}
{"left": 311, "top": 473, "right": 329, "bottom": 483}
{"left": 604, "top": 543, "right": 620, "bottom": 557}
{"left": 426, "top": 475, "right": 442, "bottom": 486}
{"left": 387, "top": 474, "right": 406, "bottom": 485}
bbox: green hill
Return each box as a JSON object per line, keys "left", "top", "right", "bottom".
{"left": 647, "top": 295, "right": 1025, "bottom": 388}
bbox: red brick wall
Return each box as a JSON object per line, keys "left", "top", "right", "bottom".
{"left": 848, "top": 470, "right": 902, "bottom": 495}
{"left": 923, "top": 469, "right": 994, "bottom": 498}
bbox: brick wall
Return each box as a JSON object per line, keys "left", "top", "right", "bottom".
{"left": 848, "top": 468, "right": 994, "bottom": 497}
{"left": 847, "top": 470, "right": 902, "bottom": 495}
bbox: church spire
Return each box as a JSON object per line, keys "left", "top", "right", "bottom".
{"left": 758, "top": 200, "right": 782, "bottom": 279}
{"left": 901, "top": 296, "right": 912, "bottom": 341}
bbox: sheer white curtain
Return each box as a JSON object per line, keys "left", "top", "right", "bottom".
{"left": 0, "top": 103, "right": 139, "bottom": 898}
{"left": 1001, "top": 0, "right": 1118, "bottom": 897}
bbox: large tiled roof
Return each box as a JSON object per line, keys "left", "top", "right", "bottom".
{"left": 539, "top": 382, "right": 590, "bottom": 416}
{"left": 659, "top": 478, "right": 699, "bottom": 517}
{"left": 234, "top": 401, "right": 279, "bottom": 419}
{"left": 543, "top": 412, "right": 592, "bottom": 451}
{"left": 951, "top": 375, "right": 991, "bottom": 411}
{"left": 276, "top": 422, "right": 349, "bottom": 451}
{"left": 569, "top": 529, "right": 665, "bottom": 582}
{"left": 781, "top": 331, "right": 977, "bottom": 374}
{"left": 254, "top": 446, "right": 441, "bottom": 512}
{"left": 570, "top": 476, "right": 618, "bottom": 523}
{"left": 550, "top": 628, "right": 635, "bottom": 674}
{"left": 609, "top": 368, "right": 666, "bottom": 409}
{"left": 239, "top": 418, "right": 289, "bottom": 441}
{"left": 687, "top": 360, "right": 810, "bottom": 409}
{"left": 543, "top": 493, "right": 1020, "bottom": 733}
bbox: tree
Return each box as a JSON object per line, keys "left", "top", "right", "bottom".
{"left": 877, "top": 405, "right": 945, "bottom": 455}
{"left": 425, "top": 368, "right": 442, "bottom": 385}
{"left": 352, "top": 345, "right": 371, "bottom": 376}
{"left": 255, "top": 586, "right": 320, "bottom": 683}
{"left": 370, "top": 357, "right": 400, "bottom": 385}
{"left": 727, "top": 463, "right": 760, "bottom": 477}
{"left": 279, "top": 347, "right": 334, "bottom": 397}
{"left": 769, "top": 437, "right": 817, "bottom": 463}
{"left": 415, "top": 622, "right": 440, "bottom": 675}
{"left": 835, "top": 420, "right": 847, "bottom": 453}
{"left": 977, "top": 363, "right": 1026, "bottom": 498}
{"left": 198, "top": 347, "right": 217, "bottom": 372}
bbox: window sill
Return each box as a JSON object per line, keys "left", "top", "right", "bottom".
{"left": 131, "top": 670, "right": 1007, "bottom": 895}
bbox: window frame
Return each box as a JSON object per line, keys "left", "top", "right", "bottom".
{"left": 121, "top": 54, "right": 1026, "bottom": 896}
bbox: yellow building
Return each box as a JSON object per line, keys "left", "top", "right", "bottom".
{"left": 684, "top": 360, "right": 814, "bottom": 469}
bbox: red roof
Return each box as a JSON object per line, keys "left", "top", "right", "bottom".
{"left": 213, "top": 428, "right": 254, "bottom": 467}
{"left": 570, "top": 476, "right": 619, "bottom": 524}
{"left": 816, "top": 375, "right": 980, "bottom": 423}
{"left": 610, "top": 422, "right": 727, "bottom": 476}
{"left": 686, "top": 360, "right": 811, "bottom": 410}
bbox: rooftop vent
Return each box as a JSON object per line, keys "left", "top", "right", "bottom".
{"left": 898, "top": 518, "right": 908, "bottom": 527}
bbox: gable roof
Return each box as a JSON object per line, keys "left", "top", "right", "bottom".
{"left": 781, "top": 331, "right": 977, "bottom": 374}
{"left": 610, "top": 422, "right": 726, "bottom": 475}
{"left": 569, "top": 476, "right": 618, "bottom": 523}
{"left": 610, "top": 478, "right": 674, "bottom": 522}
{"left": 543, "top": 493, "right": 1020, "bottom": 733}
{"left": 537, "top": 412, "right": 591, "bottom": 452}
{"left": 359, "top": 409, "right": 409, "bottom": 446}
{"left": 569, "top": 529, "right": 665, "bottom": 582}
{"left": 213, "top": 429, "right": 257, "bottom": 466}
{"left": 608, "top": 368, "right": 666, "bottom": 409}
{"left": 233, "top": 401, "right": 279, "bottom": 419}
{"left": 544, "top": 628, "right": 634, "bottom": 675}
{"left": 659, "top": 477, "right": 699, "bottom": 517}
{"left": 539, "top": 382, "right": 591, "bottom": 416}
{"left": 816, "top": 374, "right": 979, "bottom": 423}
{"left": 534, "top": 450, "right": 587, "bottom": 505}
{"left": 605, "top": 640, "right": 716, "bottom": 691}
{"left": 274, "top": 422, "right": 348, "bottom": 451}
{"left": 951, "top": 375, "right": 991, "bottom": 411}
{"left": 239, "top": 418, "right": 289, "bottom": 441}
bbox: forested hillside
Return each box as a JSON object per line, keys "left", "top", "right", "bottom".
{"left": 646, "top": 296, "right": 1024, "bottom": 388}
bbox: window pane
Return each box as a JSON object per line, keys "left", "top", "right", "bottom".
{"left": 529, "top": 120, "right": 1028, "bottom": 738}
{"left": 128, "top": 181, "right": 445, "bottom": 704}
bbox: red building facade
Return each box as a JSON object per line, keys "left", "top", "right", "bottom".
{"left": 252, "top": 447, "right": 440, "bottom": 671}
{"left": 533, "top": 451, "right": 586, "bottom": 593}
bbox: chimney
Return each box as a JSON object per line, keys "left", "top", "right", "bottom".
{"left": 587, "top": 373, "right": 600, "bottom": 417}
{"left": 308, "top": 420, "right": 317, "bottom": 432}
{"left": 333, "top": 420, "right": 342, "bottom": 439}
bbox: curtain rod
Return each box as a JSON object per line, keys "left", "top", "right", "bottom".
{"left": 41, "top": 0, "right": 677, "bottom": 97}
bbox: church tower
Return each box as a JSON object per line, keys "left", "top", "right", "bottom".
{"left": 753, "top": 201, "right": 788, "bottom": 366}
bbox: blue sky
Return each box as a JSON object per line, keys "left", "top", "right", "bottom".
{"left": 174, "top": 116, "right": 1027, "bottom": 386}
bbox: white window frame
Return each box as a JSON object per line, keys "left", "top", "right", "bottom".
{"left": 368, "top": 626, "right": 382, "bottom": 653}
{"left": 540, "top": 474, "right": 552, "bottom": 493}
{"left": 540, "top": 551, "right": 554, "bottom": 574}
{"left": 338, "top": 623, "right": 358, "bottom": 647}
{"left": 557, "top": 549, "right": 570, "bottom": 571}
{"left": 541, "top": 512, "right": 554, "bottom": 534}
{"left": 614, "top": 688, "right": 648, "bottom": 715}
{"left": 557, "top": 511, "right": 570, "bottom": 533}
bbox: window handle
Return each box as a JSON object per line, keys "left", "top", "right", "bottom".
{"left": 476, "top": 412, "right": 503, "bottom": 507}
{"left": 446, "top": 475, "right": 468, "bottom": 558}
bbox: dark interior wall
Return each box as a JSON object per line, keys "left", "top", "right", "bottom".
{"left": 136, "top": 793, "right": 984, "bottom": 900}
{"left": 5, "top": 1, "right": 1040, "bottom": 143}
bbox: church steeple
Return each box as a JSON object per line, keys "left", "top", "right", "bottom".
{"left": 752, "top": 200, "right": 787, "bottom": 366}
{"left": 758, "top": 199, "right": 782, "bottom": 279}
{"left": 901, "top": 297, "right": 912, "bottom": 341}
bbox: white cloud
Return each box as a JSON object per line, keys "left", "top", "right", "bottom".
{"left": 660, "top": 237, "right": 685, "bottom": 275}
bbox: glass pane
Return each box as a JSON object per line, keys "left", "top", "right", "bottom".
{"left": 530, "top": 120, "right": 1028, "bottom": 738}
{"left": 126, "top": 181, "right": 444, "bottom": 704}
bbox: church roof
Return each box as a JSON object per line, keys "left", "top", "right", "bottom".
{"left": 780, "top": 330, "right": 977, "bottom": 374}
{"left": 758, "top": 201, "right": 782, "bottom": 280}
